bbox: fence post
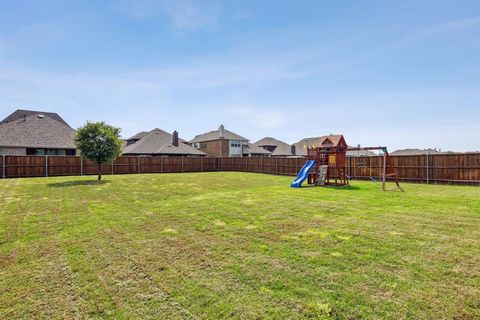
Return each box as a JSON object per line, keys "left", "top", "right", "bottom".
{"left": 261, "top": 156, "right": 264, "bottom": 173}
{"left": 347, "top": 157, "right": 350, "bottom": 178}
{"left": 2, "top": 154, "right": 5, "bottom": 179}
{"left": 80, "top": 157, "right": 83, "bottom": 176}
{"left": 201, "top": 157, "right": 203, "bottom": 172}
{"left": 161, "top": 156, "right": 164, "bottom": 173}
{"left": 218, "top": 157, "right": 220, "bottom": 171}
{"left": 295, "top": 157, "right": 298, "bottom": 175}
{"left": 112, "top": 159, "right": 115, "bottom": 175}
{"left": 137, "top": 156, "right": 140, "bottom": 174}
{"left": 246, "top": 157, "right": 248, "bottom": 172}
{"left": 426, "top": 153, "right": 429, "bottom": 184}
{"left": 45, "top": 155, "right": 48, "bottom": 177}
{"left": 381, "top": 153, "right": 387, "bottom": 191}
{"left": 182, "top": 156, "right": 184, "bottom": 172}
{"left": 275, "top": 157, "right": 278, "bottom": 175}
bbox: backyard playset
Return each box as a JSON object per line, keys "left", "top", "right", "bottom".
{"left": 291, "top": 135, "right": 401, "bottom": 191}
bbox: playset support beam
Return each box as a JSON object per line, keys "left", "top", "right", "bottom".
{"left": 347, "top": 146, "right": 401, "bottom": 191}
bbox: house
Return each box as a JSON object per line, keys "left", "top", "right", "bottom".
{"left": 189, "top": 125, "right": 249, "bottom": 157}
{"left": 253, "top": 137, "right": 295, "bottom": 157}
{"left": 0, "top": 109, "right": 76, "bottom": 156}
{"left": 293, "top": 134, "right": 347, "bottom": 157}
{"left": 243, "top": 143, "right": 272, "bottom": 157}
{"left": 123, "top": 128, "right": 205, "bottom": 157}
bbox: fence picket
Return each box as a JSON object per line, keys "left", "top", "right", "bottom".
{"left": 2, "top": 154, "right": 5, "bottom": 179}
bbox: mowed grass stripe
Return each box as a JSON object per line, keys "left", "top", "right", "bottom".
{"left": 0, "top": 172, "right": 479, "bottom": 319}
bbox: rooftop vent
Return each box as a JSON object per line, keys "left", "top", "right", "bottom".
{"left": 37, "top": 114, "right": 45, "bottom": 119}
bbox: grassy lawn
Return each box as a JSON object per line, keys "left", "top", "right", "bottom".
{"left": 1, "top": 172, "right": 479, "bottom": 319}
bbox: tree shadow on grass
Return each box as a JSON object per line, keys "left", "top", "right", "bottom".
{"left": 48, "top": 180, "right": 111, "bottom": 188}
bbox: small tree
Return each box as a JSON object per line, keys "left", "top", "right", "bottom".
{"left": 75, "top": 122, "right": 123, "bottom": 180}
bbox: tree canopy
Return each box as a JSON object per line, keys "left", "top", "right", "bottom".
{"left": 75, "top": 122, "right": 123, "bottom": 180}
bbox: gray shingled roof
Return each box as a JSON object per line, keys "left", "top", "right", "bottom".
{"left": 244, "top": 143, "right": 272, "bottom": 155}
{"left": 123, "top": 128, "right": 205, "bottom": 156}
{"left": 0, "top": 109, "right": 71, "bottom": 127}
{"left": 253, "top": 137, "right": 293, "bottom": 156}
{"left": 293, "top": 134, "right": 345, "bottom": 156}
{"left": 189, "top": 128, "right": 248, "bottom": 143}
{"left": 127, "top": 131, "right": 150, "bottom": 141}
{"left": 0, "top": 113, "right": 76, "bottom": 149}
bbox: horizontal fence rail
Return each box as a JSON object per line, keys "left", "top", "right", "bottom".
{"left": 1, "top": 154, "right": 479, "bottom": 185}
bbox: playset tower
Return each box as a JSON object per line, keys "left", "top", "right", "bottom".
{"left": 306, "top": 135, "right": 348, "bottom": 186}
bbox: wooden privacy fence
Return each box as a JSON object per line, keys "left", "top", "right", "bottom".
{"left": 1, "top": 154, "right": 479, "bottom": 185}
{"left": 346, "top": 153, "right": 480, "bottom": 184}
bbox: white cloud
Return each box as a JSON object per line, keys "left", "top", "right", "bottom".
{"left": 372, "top": 16, "right": 480, "bottom": 55}
{"left": 161, "top": 0, "right": 219, "bottom": 30}
{"left": 111, "top": 0, "right": 220, "bottom": 31}
{"left": 222, "top": 106, "right": 289, "bottom": 129}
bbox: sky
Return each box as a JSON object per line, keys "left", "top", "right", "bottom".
{"left": 0, "top": 0, "right": 479, "bottom": 152}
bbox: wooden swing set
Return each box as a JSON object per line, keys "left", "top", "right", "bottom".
{"left": 346, "top": 146, "right": 402, "bottom": 191}
{"left": 305, "top": 135, "right": 402, "bottom": 191}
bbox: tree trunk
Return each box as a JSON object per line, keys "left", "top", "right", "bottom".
{"left": 98, "top": 163, "right": 102, "bottom": 181}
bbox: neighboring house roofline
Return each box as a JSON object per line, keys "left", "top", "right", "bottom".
{"left": 123, "top": 128, "right": 205, "bottom": 156}
{"left": 0, "top": 112, "right": 76, "bottom": 150}
{"left": 189, "top": 126, "right": 249, "bottom": 143}
{"left": 0, "top": 109, "right": 71, "bottom": 127}
{"left": 253, "top": 137, "right": 294, "bottom": 156}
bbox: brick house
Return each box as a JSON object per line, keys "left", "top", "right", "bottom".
{"left": 189, "top": 125, "right": 250, "bottom": 157}
{"left": 0, "top": 109, "right": 77, "bottom": 156}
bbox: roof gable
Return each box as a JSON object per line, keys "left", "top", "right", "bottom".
{"left": 189, "top": 128, "right": 249, "bottom": 143}
{"left": 0, "top": 114, "right": 76, "bottom": 149}
{"left": 0, "top": 109, "right": 71, "bottom": 127}
{"left": 244, "top": 143, "right": 272, "bottom": 155}
{"left": 253, "top": 137, "right": 294, "bottom": 156}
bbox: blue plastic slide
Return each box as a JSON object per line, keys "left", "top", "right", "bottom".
{"left": 291, "top": 160, "right": 316, "bottom": 188}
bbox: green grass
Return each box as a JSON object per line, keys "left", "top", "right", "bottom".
{"left": 1, "top": 172, "right": 479, "bottom": 319}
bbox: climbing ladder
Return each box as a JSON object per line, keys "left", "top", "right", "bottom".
{"left": 316, "top": 165, "right": 329, "bottom": 185}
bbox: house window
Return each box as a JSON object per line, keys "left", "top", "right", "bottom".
{"left": 27, "top": 148, "right": 45, "bottom": 155}
{"left": 230, "top": 140, "right": 241, "bottom": 148}
{"left": 26, "top": 148, "right": 76, "bottom": 156}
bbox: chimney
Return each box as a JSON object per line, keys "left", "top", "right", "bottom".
{"left": 172, "top": 130, "right": 179, "bottom": 147}
{"left": 357, "top": 144, "right": 361, "bottom": 148}
{"left": 291, "top": 145, "right": 296, "bottom": 155}
{"left": 219, "top": 124, "right": 225, "bottom": 139}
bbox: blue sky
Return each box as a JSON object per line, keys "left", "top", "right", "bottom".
{"left": 0, "top": 0, "right": 479, "bottom": 151}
